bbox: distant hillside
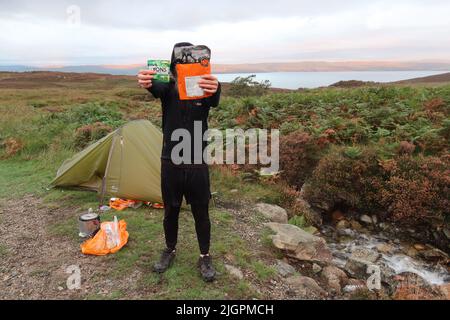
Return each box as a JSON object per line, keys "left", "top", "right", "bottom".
{"left": 213, "top": 61, "right": 450, "bottom": 73}
{"left": 2, "top": 60, "right": 450, "bottom": 75}
{"left": 394, "top": 72, "right": 450, "bottom": 84}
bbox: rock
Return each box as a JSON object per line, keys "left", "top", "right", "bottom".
{"left": 371, "top": 215, "right": 378, "bottom": 224}
{"left": 275, "top": 260, "right": 296, "bottom": 277}
{"left": 57, "top": 286, "right": 64, "bottom": 291}
{"left": 321, "top": 266, "right": 348, "bottom": 294}
{"left": 351, "top": 248, "right": 381, "bottom": 263}
{"left": 420, "top": 247, "right": 449, "bottom": 263}
{"left": 376, "top": 243, "right": 395, "bottom": 254}
{"left": 344, "top": 248, "right": 381, "bottom": 278}
{"left": 405, "top": 246, "right": 419, "bottom": 258}
{"left": 265, "top": 223, "right": 333, "bottom": 263}
{"left": 337, "top": 228, "right": 357, "bottom": 238}
{"left": 256, "top": 203, "right": 288, "bottom": 224}
{"left": 312, "top": 263, "right": 322, "bottom": 274}
{"left": 360, "top": 215, "right": 373, "bottom": 224}
{"left": 350, "top": 220, "right": 363, "bottom": 231}
{"left": 230, "top": 189, "right": 238, "bottom": 193}
{"left": 379, "top": 263, "right": 398, "bottom": 290}
{"left": 414, "top": 244, "right": 426, "bottom": 251}
{"left": 224, "top": 264, "right": 244, "bottom": 280}
{"left": 336, "top": 220, "right": 350, "bottom": 230}
{"left": 285, "top": 275, "right": 327, "bottom": 298}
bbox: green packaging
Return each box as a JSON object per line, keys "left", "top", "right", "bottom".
{"left": 147, "top": 59, "right": 170, "bottom": 82}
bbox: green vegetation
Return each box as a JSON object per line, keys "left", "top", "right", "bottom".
{"left": 228, "top": 74, "right": 272, "bottom": 97}
{"left": 209, "top": 85, "right": 449, "bottom": 232}
{"left": 0, "top": 72, "right": 448, "bottom": 299}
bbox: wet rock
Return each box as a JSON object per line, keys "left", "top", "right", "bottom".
{"left": 378, "top": 263, "right": 398, "bottom": 291}
{"left": 420, "top": 247, "right": 449, "bottom": 263}
{"left": 224, "top": 264, "right": 244, "bottom": 280}
{"left": 265, "top": 223, "right": 333, "bottom": 263}
{"left": 351, "top": 248, "right": 381, "bottom": 263}
{"left": 321, "top": 266, "right": 348, "bottom": 294}
{"left": 256, "top": 203, "right": 288, "bottom": 224}
{"left": 376, "top": 243, "right": 395, "bottom": 255}
{"left": 344, "top": 248, "right": 381, "bottom": 278}
{"left": 405, "top": 246, "right": 419, "bottom": 258}
{"left": 285, "top": 275, "right": 327, "bottom": 298}
{"left": 360, "top": 215, "right": 373, "bottom": 225}
{"left": 337, "top": 228, "right": 357, "bottom": 238}
{"left": 275, "top": 260, "right": 296, "bottom": 277}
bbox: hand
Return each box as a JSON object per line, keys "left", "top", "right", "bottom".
{"left": 198, "top": 74, "right": 219, "bottom": 94}
{"left": 137, "top": 70, "right": 156, "bottom": 89}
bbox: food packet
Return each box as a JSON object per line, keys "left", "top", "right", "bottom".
{"left": 147, "top": 59, "right": 170, "bottom": 82}
{"left": 173, "top": 45, "right": 212, "bottom": 100}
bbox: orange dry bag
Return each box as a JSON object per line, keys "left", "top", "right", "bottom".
{"left": 81, "top": 219, "right": 129, "bottom": 256}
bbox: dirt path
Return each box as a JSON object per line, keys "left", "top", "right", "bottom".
{"left": 0, "top": 195, "right": 295, "bottom": 300}
{"left": 0, "top": 195, "right": 145, "bottom": 300}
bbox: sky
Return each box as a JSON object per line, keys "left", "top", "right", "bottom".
{"left": 0, "top": 0, "right": 450, "bottom": 66}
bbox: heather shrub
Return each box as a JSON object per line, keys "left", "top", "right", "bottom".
{"left": 302, "top": 146, "right": 384, "bottom": 214}
{"left": 0, "top": 137, "right": 24, "bottom": 159}
{"left": 380, "top": 154, "right": 450, "bottom": 225}
{"left": 74, "top": 122, "right": 113, "bottom": 149}
{"left": 279, "top": 130, "right": 326, "bottom": 188}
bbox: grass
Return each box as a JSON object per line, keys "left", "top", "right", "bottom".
{"left": 0, "top": 159, "right": 55, "bottom": 199}
{"left": 1, "top": 71, "right": 448, "bottom": 299}
{"left": 0, "top": 244, "right": 8, "bottom": 257}
{"left": 45, "top": 193, "right": 267, "bottom": 299}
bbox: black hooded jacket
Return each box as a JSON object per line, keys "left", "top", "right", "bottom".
{"left": 148, "top": 43, "right": 221, "bottom": 165}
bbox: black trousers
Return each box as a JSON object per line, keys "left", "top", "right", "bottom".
{"left": 161, "top": 160, "right": 211, "bottom": 255}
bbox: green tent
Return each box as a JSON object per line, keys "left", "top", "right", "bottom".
{"left": 51, "top": 120, "right": 163, "bottom": 203}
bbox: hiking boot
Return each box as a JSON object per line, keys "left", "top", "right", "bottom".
{"left": 153, "top": 248, "right": 176, "bottom": 273}
{"left": 198, "top": 255, "right": 216, "bottom": 282}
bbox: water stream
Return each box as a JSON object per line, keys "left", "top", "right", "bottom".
{"left": 322, "top": 226, "right": 450, "bottom": 286}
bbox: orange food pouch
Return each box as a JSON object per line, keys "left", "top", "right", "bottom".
{"left": 176, "top": 62, "right": 212, "bottom": 100}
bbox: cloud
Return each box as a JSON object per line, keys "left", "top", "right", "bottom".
{"left": 0, "top": 0, "right": 449, "bottom": 65}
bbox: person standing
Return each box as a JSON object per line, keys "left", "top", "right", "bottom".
{"left": 137, "top": 42, "right": 221, "bottom": 282}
